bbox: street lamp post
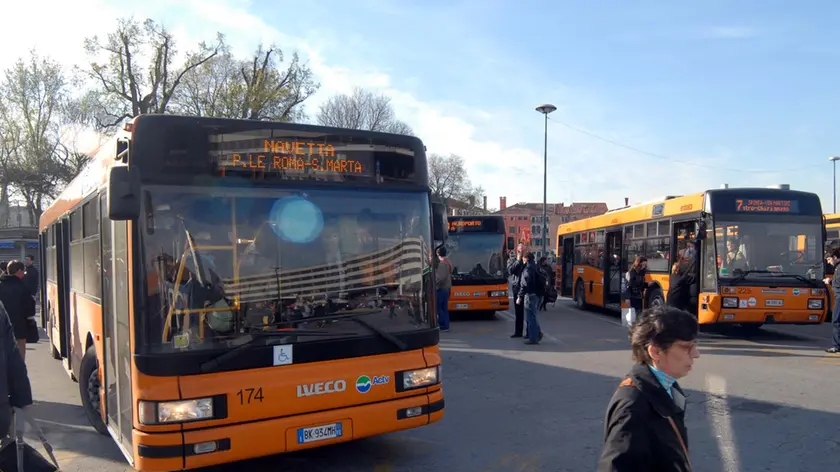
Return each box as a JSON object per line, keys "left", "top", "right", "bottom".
{"left": 536, "top": 104, "right": 557, "bottom": 258}
{"left": 831, "top": 156, "right": 840, "bottom": 213}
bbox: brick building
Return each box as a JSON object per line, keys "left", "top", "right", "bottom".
{"left": 495, "top": 197, "right": 608, "bottom": 260}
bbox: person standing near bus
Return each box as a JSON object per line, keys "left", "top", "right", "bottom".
{"left": 435, "top": 246, "right": 452, "bottom": 332}
{"left": 626, "top": 256, "right": 651, "bottom": 315}
{"left": 597, "top": 306, "right": 699, "bottom": 471}
{"left": 823, "top": 248, "right": 840, "bottom": 354}
{"left": 516, "top": 252, "right": 544, "bottom": 345}
{"left": 0, "top": 300, "right": 33, "bottom": 438}
{"left": 507, "top": 244, "right": 526, "bottom": 338}
{"left": 0, "top": 261, "right": 36, "bottom": 362}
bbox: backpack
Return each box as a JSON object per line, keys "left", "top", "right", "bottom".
{"left": 533, "top": 266, "right": 547, "bottom": 296}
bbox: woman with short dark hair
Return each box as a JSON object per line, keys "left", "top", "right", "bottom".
{"left": 597, "top": 306, "right": 700, "bottom": 472}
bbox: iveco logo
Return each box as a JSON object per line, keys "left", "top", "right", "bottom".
{"left": 455, "top": 292, "right": 469, "bottom": 296}
{"left": 297, "top": 380, "right": 346, "bottom": 397}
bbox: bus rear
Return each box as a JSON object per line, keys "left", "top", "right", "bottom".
{"left": 701, "top": 188, "right": 828, "bottom": 329}
{"left": 444, "top": 215, "right": 510, "bottom": 318}
{"left": 82, "top": 115, "right": 445, "bottom": 471}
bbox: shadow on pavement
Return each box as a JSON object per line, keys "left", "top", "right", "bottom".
{"left": 194, "top": 347, "right": 840, "bottom": 471}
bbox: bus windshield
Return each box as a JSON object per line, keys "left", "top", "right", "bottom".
{"left": 714, "top": 219, "right": 823, "bottom": 280}
{"left": 444, "top": 233, "right": 506, "bottom": 282}
{"left": 140, "top": 186, "right": 433, "bottom": 353}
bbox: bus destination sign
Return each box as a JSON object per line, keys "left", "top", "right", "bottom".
{"left": 449, "top": 220, "right": 484, "bottom": 232}
{"left": 218, "top": 139, "right": 365, "bottom": 175}
{"left": 734, "top": 199, "right": 799, "bottom": 213}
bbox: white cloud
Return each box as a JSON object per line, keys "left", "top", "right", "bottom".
{"left": 1, "top": 1, "right": 813, "bottom": 212}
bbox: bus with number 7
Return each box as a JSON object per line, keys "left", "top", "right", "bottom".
{"left": 556, "top": 186, "right": 828, "bottom": 332}
{"left": 38, "top": 114, "right": 448, "bottom": 471}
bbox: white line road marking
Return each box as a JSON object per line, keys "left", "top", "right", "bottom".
{"left": 705, "top": 374, "right": 740, "bottom": 472}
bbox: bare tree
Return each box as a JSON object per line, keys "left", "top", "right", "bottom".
{"left": 80, "top": 17, "right": 224, "bottom": 130}
{"left": 175, "top": 43, "right": 319, "bottom": 122}
{"left": 316, "top": 87, "right": 413, "bottom": 135}
{"left": 427, "top": 153, "right": 484, "bottom": 204}
{"left": 0, "top": 51, "right": 85, "bottom": 222}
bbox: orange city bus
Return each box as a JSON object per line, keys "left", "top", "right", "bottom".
{"left": 555, "top": 187, "right": 828, "bottom": 332}
{"left": 38, "top": 114, "right": 448, "bottom": 471}
{"left": 822, "top": 213, "right": 840, "bottom": 317}
{"left": 443, "top": 215, "right": 511, "bottom": 319}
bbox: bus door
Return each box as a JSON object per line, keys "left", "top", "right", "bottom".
{"left": 673, "top": 221, "right": 700, "bottom": 316}
{"left": 561, "top": 237, "right": 575, "bottom": 297}
{"left": 604, "top": 231, "right": 623, "bottom": 305}
{"left": 100, "top": 195, "right": 134, "bottom": 458}
{"left": 56, "top": 217, "right": 72, "bottom": 362}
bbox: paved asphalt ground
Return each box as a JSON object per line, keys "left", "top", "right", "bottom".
{"left": 19, "top": 299, "right": 840, "bottom": 471}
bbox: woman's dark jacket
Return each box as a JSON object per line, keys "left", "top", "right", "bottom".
{"left": 0, "top": 302, "right": 33, "bottom": 437}
{"left": 597, "top": 363, "right": 692, "bottom": 472}
{"left": 0, "top": 274, "right": 36, "bottom": 340}
{"left": 627, "top": 268, "right": 647, "bottom": 300}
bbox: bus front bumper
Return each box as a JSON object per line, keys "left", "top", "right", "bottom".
{"left": 133, "top": 388, "right": 444, "bottom": 471}
{"left": 714, "top": 310, "right": 825, "bottom": 324}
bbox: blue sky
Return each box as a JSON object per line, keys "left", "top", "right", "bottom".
{"left": 3, "top": 0, "right": 840, "bottom": 211}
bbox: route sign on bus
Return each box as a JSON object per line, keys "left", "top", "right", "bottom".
{"left": 734, "top": 199, "right": 799, "bottom": 214}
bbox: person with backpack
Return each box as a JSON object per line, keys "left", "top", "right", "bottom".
{"left": 515, "top": 252, "right": 544, "bottom": 345}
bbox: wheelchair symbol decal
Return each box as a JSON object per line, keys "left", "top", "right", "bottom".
{"left": 273, "top": 344, "right": 293, "bottom": 366}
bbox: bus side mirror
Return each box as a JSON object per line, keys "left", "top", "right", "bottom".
{"left": 431, "top": 202, "right": 447, "bottom": 241}
{"left": 507, "top": 237, "right": 515, "bottom": 250}
{"left": 108, "top": 166, "right": 140, "bottom": 221}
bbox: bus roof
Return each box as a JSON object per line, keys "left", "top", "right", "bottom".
{"left": 40, "top": 114, "right": 428, "bottom": 232}
{"left": 826, "top": 213, "right": 840, "bottom": 227}
{"left": 556, "top": 187, "right": 823, "bottom": 238}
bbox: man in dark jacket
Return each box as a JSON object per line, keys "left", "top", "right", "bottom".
{"left": 823, "top": 248, "right": 840, "bottom": 354}
{"left": 516, "top": 252, "right": 544, "bottom": 345}
{"left": 597, "top": 305, "right": 699, "bottom": 472}
{"left": 507, "top": 244, "right": 526, "bottom": 338}
{"left": 0, "top": 301, "right": 33, "bottom": 438}
{"left": 0, "top": 260, "right": 36, "bottom": 361}
{"left": 23, "top": 255, "right": 39, "bottom": 299}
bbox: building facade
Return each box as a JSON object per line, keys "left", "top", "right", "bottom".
{"left": 495, "top": 197, "right": 608, "bottom": 260}
{"left": 0, "top": 204, "right": 40, "bottom": 269}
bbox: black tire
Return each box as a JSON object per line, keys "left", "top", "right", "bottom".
{"left": 645, "top": 288, "right": 664, "bottom": 310}
{"left": 575, "top": 281, "right": 587, "bottom": 310}
{"left": 79, "top": 346, "right": 109, "bottom": 435}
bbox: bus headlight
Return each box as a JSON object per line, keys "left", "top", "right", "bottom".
{"left": 138, "top": 397, "right": 215, "bottom": 425}
{"left": 722, "top": 297, "right": 739, "bottom": 308}
{"left": 398, "top": 366, "right": 440, "bottom": 391}
{"left": 490, "top": 291, "right": 507, "bottom": 297}
{"left": 808, "top": 299, "right": 824, "bottom": 310}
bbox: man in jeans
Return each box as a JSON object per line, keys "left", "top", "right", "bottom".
{"left": 516, "top": 252, "right": 544, "bottom": 345}
{"left": 435, "top": 246, "right": 453, "bottom": 332}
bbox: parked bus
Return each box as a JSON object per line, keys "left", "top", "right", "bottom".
{"left": 38, "top": 114, "right": 448, "bottom": 471}
{"left": 443, "top": 215, "right": 512, "bottom": 318}
{"left": 822, "top": 213, "right": 840, "bottom": 317}
{"left": 556, "top": 187, "right": 827, "bottom": 331}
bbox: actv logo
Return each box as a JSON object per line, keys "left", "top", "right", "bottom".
{"left": 297, "top": 380, "right": 347, "bottom": 398}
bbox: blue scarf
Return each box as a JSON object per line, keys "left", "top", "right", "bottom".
{"left": 648, "top": 364, "right": 676, "bottom": 399}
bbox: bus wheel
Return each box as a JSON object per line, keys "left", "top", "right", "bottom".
{"left": 646, "top": 289, "right": 664, "bottom": 310}
{"left": 79, "top": 346, "right": 109, "bottom": 435}
{"left": 575, "top": 282, "right": 587, "bottom": 310}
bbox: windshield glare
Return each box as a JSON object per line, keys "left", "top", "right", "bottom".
{"left": 714, "top": 220, "right": 823, "bottom": 280}
{"left": 140, "top": 187, "right": 434, "bottom": 353}
{"left": 444, "top": 233, "right": 505, "bottom": 280}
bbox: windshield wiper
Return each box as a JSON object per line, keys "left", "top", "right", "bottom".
{"left": 298, "top": 309, "right": 410, "bottom": 351}
{"left": 729, "top": 269, "right": 818, "bottom": 287}
{"left": 199, "top": 329, "right": 359, "bottom": 374}
{"left": 729, "top": 269, "right": 772, "bottom": 284}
